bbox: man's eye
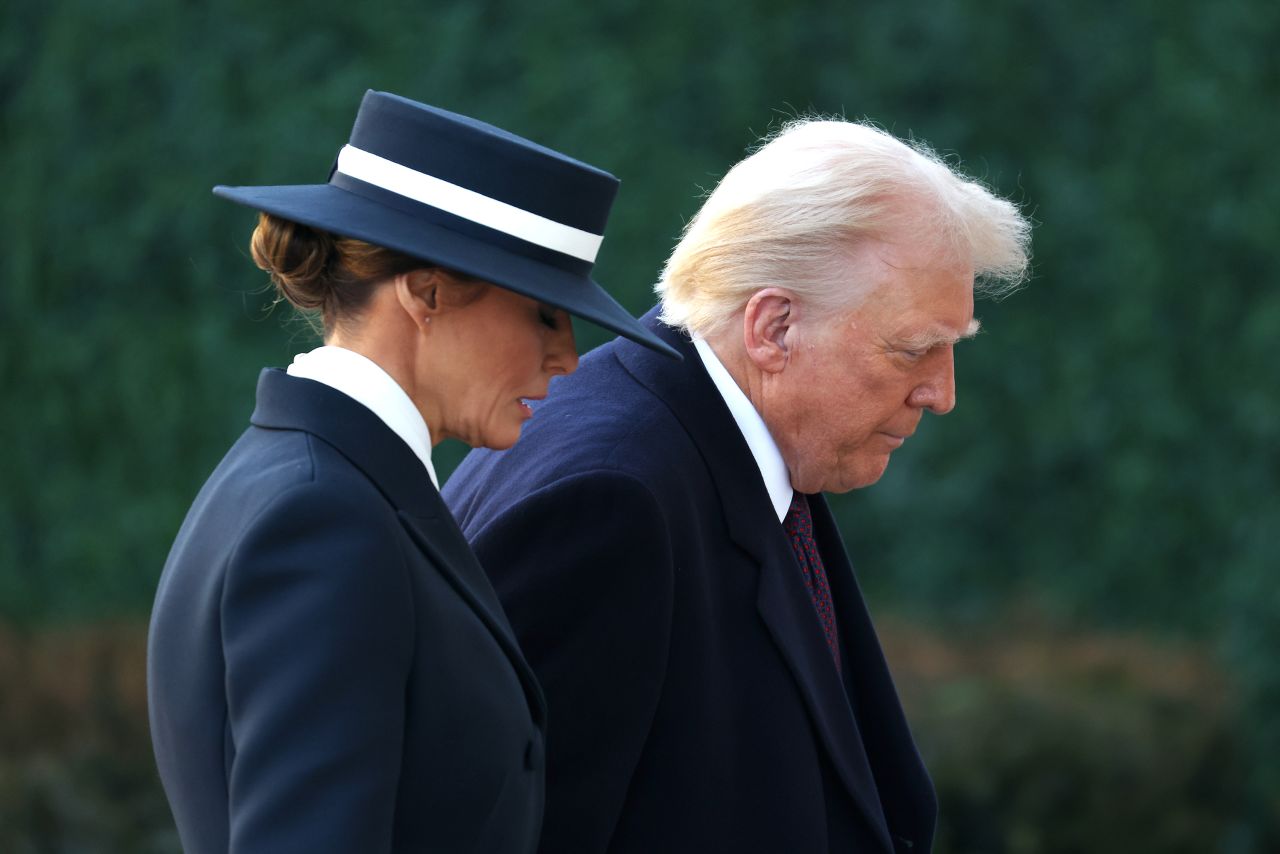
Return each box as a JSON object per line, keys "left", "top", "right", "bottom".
{"left": 900, "top": 348, "right": 925, "bottom": 360}
{"left": 539, "top": 307, "right": 560, "bottom": 329}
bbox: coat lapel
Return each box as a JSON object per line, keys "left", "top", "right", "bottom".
{"left": 397, "top": 509, "right": 546, "bottom": 726}
{"left": 809, "top": 495, "right": 938, "bottom": 850}
{"left": 754, "top": 523, "right": 892, "bottom": 850}
{"left": 250, "top": 368, "right": 547, "bottom": 727}
{"left": 614, "top": 311, "right": 894, "bottom": 851}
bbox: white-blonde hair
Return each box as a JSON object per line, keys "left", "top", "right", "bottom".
{"left": 656, "top": 118, "right": 1032, "bottom": 339}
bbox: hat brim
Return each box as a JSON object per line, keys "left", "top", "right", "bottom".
{"left": 213, "top": 183, "right": 680, "bottom": 361}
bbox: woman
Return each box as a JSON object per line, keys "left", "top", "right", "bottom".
{"left": 147, "top": 90, "right": 678, "bottom": 854}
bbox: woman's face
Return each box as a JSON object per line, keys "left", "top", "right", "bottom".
{"left": 428, "top": 283, "right": 579, "bottom": 450}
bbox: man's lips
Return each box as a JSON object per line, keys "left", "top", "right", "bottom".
{"left": 879, "top": 431, "right": 912, "bottom": 448}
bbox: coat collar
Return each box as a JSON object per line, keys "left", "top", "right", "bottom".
{"left": 613, "top": 311, "right": 896, "bottom": 851}
{"left": 251, "top": 367, "right": 438, "bottom": 517}
{"left": 612, "top": 310, "right": 780, "bottom": 556}
{"left": 250, "top": 368, "right": 547, "bottom": 727}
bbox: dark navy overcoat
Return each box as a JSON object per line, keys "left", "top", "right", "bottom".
{"left": 148, "top": 369, "right": 546, "bottom": 853}
{"left": 444, "top": 309, "right": 937, "bottom": 854}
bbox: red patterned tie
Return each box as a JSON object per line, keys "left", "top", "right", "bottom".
{"left": 784, "top": 493, "right": 841, "bottom": 674}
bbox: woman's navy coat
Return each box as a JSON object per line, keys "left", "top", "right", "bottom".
{"left": 148, "top": 369, "right": 546, "bottom": 854}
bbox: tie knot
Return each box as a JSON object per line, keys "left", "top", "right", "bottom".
{"left": 784, "top": 492, "right": 812, "bottom": 537}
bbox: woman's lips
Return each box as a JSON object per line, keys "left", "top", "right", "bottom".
{"left": 518, "top": 395, "right": 545, "bottom": 418}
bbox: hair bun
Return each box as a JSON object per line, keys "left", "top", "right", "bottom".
{"left": 250, "top": 213, "right": 337, "bottom": 311}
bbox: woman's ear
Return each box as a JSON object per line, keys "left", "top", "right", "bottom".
{"left": 742, "top": 288, "right": 794, "bottom": 374}
{"left": 395, "top": 269, "right": 441, "bottom": 330}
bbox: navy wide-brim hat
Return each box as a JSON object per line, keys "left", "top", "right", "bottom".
{"left": 214, "top": 90, "right": 679, "bottom": 360}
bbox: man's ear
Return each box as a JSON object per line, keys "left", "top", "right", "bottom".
{"left": 394, "top": 268, "right": 442, "bottom": 330}
{"left": 742, "top": 288, "right": 794, "bottom": 374}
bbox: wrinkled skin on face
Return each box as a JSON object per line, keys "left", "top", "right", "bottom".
{"left": 425, "top": 284, "right": 579, "bottom": 450}
{"left": 334, "top": 270, "right": 579, "bottom": 452}
{"left": 742, "top": 236, "right": 976, "bottom": 494}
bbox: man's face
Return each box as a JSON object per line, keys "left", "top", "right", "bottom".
{"left": 761, "top": 238, "right": 976, "bottom": 494}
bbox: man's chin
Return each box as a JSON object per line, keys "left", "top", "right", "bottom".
{"left": 838, "top": 454, "right": 893, "bottom": 493}
{"left": 798, "top": 456, "right": 890, "bottom": 495}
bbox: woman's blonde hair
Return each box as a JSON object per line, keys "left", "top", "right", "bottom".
{"left": 656, "top": 119, "right": 1032, "bottom": 339}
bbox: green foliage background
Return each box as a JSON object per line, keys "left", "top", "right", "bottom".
{"left": 2, "top": 0, "right": 1277, "bottom": 850}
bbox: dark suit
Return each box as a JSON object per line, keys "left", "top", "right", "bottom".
{"left": 148, "top": 369, "right": 546, "bottom": 854}
{"left": 444, "top": 308, "right": 936, "bottom": 853}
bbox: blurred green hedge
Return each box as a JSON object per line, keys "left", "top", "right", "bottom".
{"left": 0, "top": 622, "right": 1253, "bottom": 853}
{"left": 886, "top": 620, "right": 1252, "bottom": 852}
{"left": 3, "top": 0, "right": 1278, "bottom": 848}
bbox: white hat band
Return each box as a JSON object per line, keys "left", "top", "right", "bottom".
{"left": 336, "top": 145, "right": 604, "bottom": 263}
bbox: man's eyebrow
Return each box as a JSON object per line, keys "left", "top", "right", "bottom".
{"left": 897, "top": 318, "right": 982, "bottom": 350}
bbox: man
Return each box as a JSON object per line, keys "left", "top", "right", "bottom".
{"left": 443, "top": 119, "right": 1031, "bottom": 853}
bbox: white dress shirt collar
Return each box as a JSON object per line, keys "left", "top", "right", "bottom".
{"left": 692, "top": 337, "right": 793, "bottom": 522}
{"left": 286, "top": 345, "right": 439, "bottom": 489}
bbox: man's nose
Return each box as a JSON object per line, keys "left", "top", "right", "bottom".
{"left": 908, "top": 348, "right": 956, "bottom": 414}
